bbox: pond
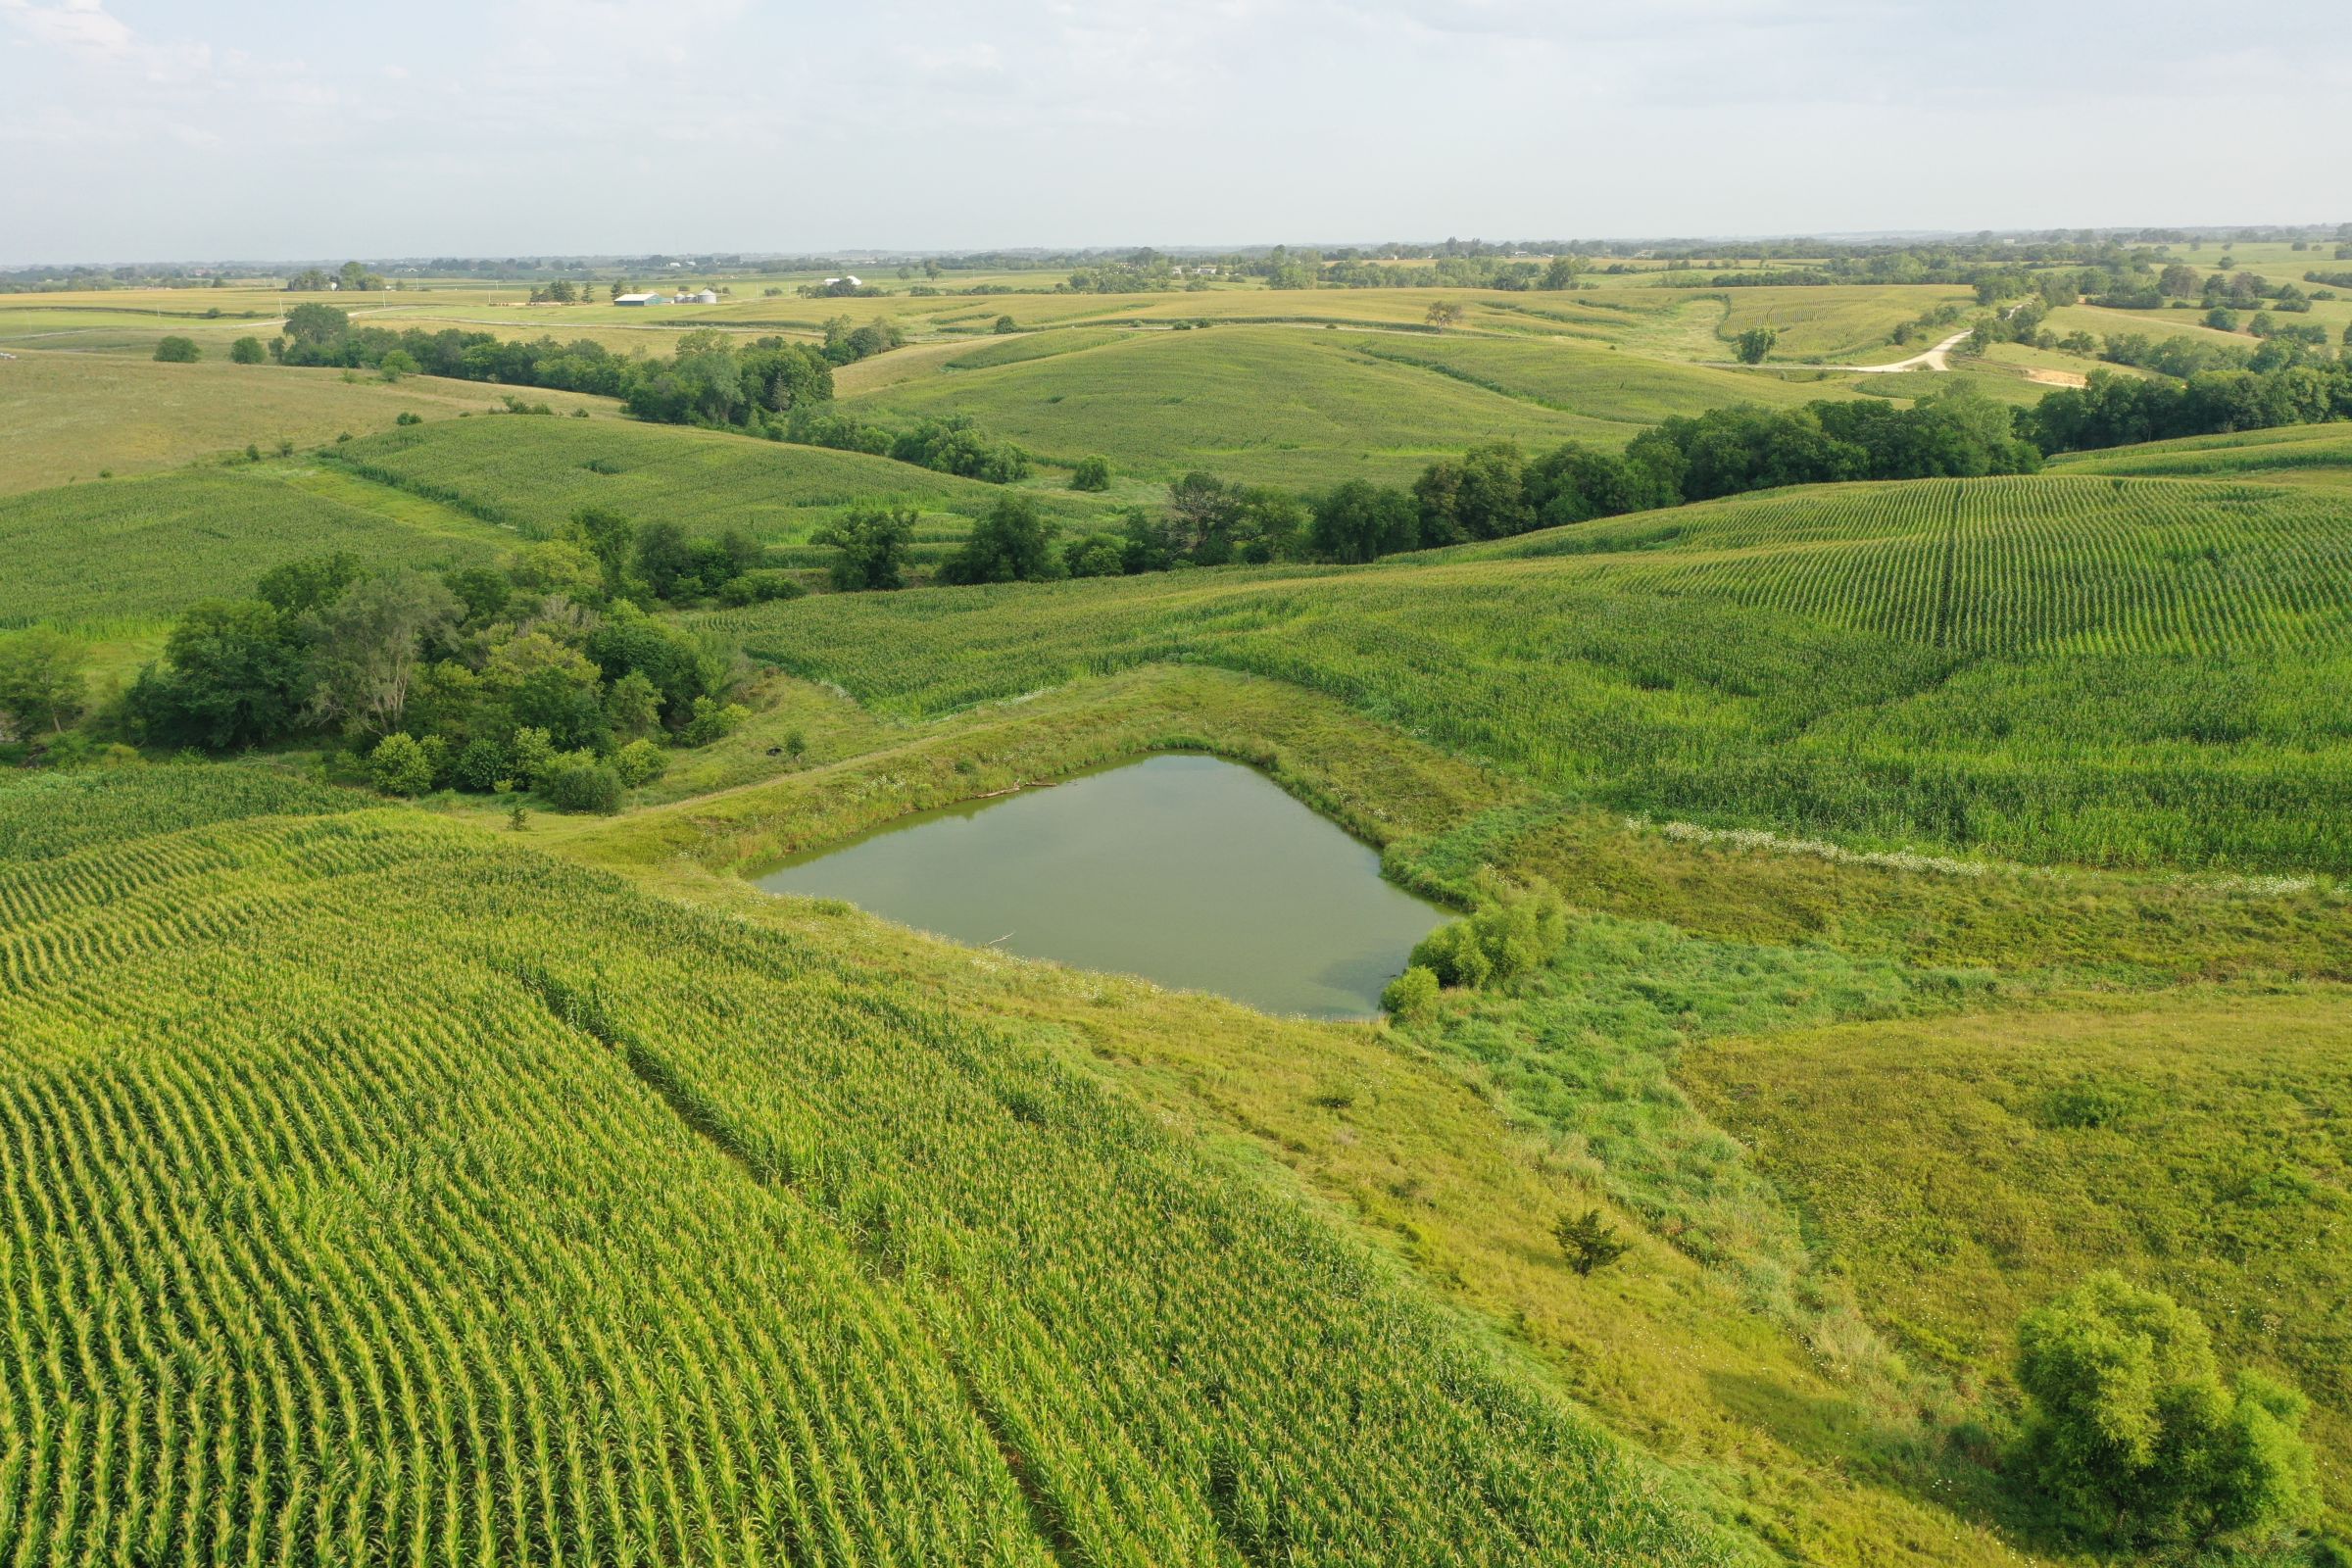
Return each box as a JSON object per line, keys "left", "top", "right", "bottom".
{"left": 755, "top": 753, "right": 1449, "bottom": 1019}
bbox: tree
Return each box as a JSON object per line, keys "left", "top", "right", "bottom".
{"left": 1309, "top": 480, "right": 1421, "bottom": 564}
{"left": 1165, "top": 471, "right": 1243, "bottom": 560}
{"left": 939, "top": 495, "right": 1062, "bottom": 585}
{"left": 256, "top": 552, "right": 362, "bottom": 617}
{"left": 2014, "top": 1272, "right": 2316, "bottom": 1549}
{"left": 568, "top": 506, "right": 635, "bottom": 598}
{"left": 1424, "top": 300, "right": 1464, "bottom": 330}
{"left": 307, "top": 571, "right": 464, "bottom": 739}
{"left": 632, "top": 520, "right": 699, "bottom": 600}
{"left": 1553, "top": 1208, "right": 1632, "bottom": 1276}
{"left": 368, "top": 732, "right": 438, "bottom": 796}
{"left": 127, "top": 600, "right": 305, "bottom": 750}
{"left": 1381, "top": 965, "right": 1439, "bottom": 1024}
{"left": 0, "top": 630, "right": 89, "bottom": 735}
{"left": 1539, "top": 255, "right": 1585, "bottom": 291}
{"left": 153, "top": 335, "right": 199, "bottom": 363}
{"left": 377, "top": 349, "right": 418, "bottom": 380}
{"left": 228, "top": 336, "right": 266, "bottom": 365}
{"left": 1070, "top": 455, "right": 1112, "bottom": 492}
{"left": 992, "top": 315, "right": 1018, "bottom": 334}
{"left": 1735, "top": 325, "right": 1778, "bottom": 364}
{"left": 282, "top": 302, "right": 350, "bottom": 346}
{"left": 811, "top": 506, "right": 915, "bottom": 591}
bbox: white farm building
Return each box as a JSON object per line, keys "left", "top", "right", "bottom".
{"left": 613, "top": 292, "right": 663, "bottom": 307}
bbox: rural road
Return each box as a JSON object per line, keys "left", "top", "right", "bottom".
{"left": 1704, "top": 326, "right": 1973, "bottom": 374}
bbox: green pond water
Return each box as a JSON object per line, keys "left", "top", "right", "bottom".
{"left": 756, "top": 753, "right": 1449, "bottom": 1019}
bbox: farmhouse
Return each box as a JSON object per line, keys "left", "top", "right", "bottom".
{"left": 823, "top": 274, "right": 863, "bottom": 288}
{"left": 613, "top": 292, "right": 663, "bottom": 306}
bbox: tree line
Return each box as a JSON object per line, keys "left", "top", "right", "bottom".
{"left": 112, "top": 511, "right": 795, "bottom": 807}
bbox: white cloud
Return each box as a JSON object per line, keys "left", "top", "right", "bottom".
{"left": 0, "top": 0, "right": 132, "bottom": 58}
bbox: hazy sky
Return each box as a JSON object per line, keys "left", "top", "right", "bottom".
{"left": 5, "top": 0, "right": 2347, "bottom": 262}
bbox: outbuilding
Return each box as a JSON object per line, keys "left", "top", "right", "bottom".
{"left": 613, "top": 292, "right": 663, "bottom": 306}
{"left": 676, "top": 289, "right": 719, "bottom": 305}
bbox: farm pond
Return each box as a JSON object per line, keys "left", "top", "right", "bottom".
{"left": 756, "top": 753, "right": 1448, "bottom": 1019}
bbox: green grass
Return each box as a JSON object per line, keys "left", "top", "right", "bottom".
{"left": 1684, "top": 994, "right": 2352, "bottom": 1528}
{"left": 0, "top": 466, "right": 514, "bottom": 635}
{"left": 0, "top": 351, "right": 617, "bottom": 494}
{"left": 705, "top": 468, "right": 2352, "bottom": 874}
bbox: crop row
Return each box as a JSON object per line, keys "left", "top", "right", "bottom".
{"left": 0, "top": 795, "right": 1732, "bottom": 1566}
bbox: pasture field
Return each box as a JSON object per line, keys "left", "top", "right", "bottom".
{"left": 1685, "top": 995, "right": 2352, "bottom": 1517}
{"left": 0, "top": 352, "right": 616, "bottom": 493}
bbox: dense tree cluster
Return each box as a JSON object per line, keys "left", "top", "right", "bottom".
{"left": 121, "top": 515, "right": 776, "bottom": 804}
{"left": 2026, "top": 361, "right": 2352, "bottom": 453}
{"left": 1311, "top": 384, "right": 2041, "bottom": 563}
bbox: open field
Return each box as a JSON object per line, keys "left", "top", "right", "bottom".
{"left": 0, "top": 760, "right": 1750, "bottom": 1567}
{"left": 0, "top": 352, "right": 617, "bottom": 492}
{"left": 322, "top": 416, "right": 1121, "bottom": 564}
{"left": 846, "top": 323, "right": 1655, "bottom": 483}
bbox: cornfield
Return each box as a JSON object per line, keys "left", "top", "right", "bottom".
{"left": 710, "top": 472, "right": 2352, "bottom": 873}
{"left": 0, "top": 777, "right": 1742, "bottom": 1566}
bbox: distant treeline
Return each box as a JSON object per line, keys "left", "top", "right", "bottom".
{"left": 1304, "top": 386, "right": 2042, "bottom": 563}
{"left": 262, "top": 305, "right": 1031, "bottom": 479}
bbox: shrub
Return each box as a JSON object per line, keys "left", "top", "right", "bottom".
{"left": 1409, "top": 878, "right": 1569, "bottom": 990}
{"left": 1381, "top": 965, "right": 1440, "bottom": 1025}
{"left": 153, "top": 336, "right": 200, "bottom": 363}
{"left": 538, "top": 751, "right": 624, "bottom": 813}
{"left": 716, "top": 568, "right": 806, "bottom": 608}
{"left": 992, "top": 315, "right": 1017, "bottom": 334}
{"left": 368, "top": 733, "right": 438, "bottom": 797}
{"left": 2014, "top": 1272, "right": 2317, "bottom": 1548}
{"left": 395, "top": 411, "right": 423, "bottom": 426}
{"left": 680, "top": 697, "right": 749, "bottom": 747}
{"left": 612, "top": 737, "right": 668, "bottom": 788}
{"left": 508, "top": 725, "right": 557, "bottom": 785}
{"left": 450, "top": 735, "right": 512, "bottom": 792}
{"left": 1071, "top": 455, "right": 1112, "bottom": 492}
{"left": 228, "top": 336, "right": 266, "bottom": 365}
{"left": 1554, "top": 1208, "right": 1632, "bottom": 1276}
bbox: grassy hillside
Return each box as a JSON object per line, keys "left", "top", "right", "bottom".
{"left": 1685, "top": 995, "right": 2352, "bottom": 1518}
{"left": 324, "top": 416, "right": 1118, "bottom": 567}
{"left": 707, "top": 469, "right": 2352, "bottom": 873}
{"left": 845, "top": 324, "right": 1635, "bottom": 484}
{"left": 0, "top": 765, "right": 1748, "bottom": 1567}
{"left": 0, "top": 466, "right": 512, "bottom": 635}
{"left": 0, "top": 352, "right": 617, "bottom": 493}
